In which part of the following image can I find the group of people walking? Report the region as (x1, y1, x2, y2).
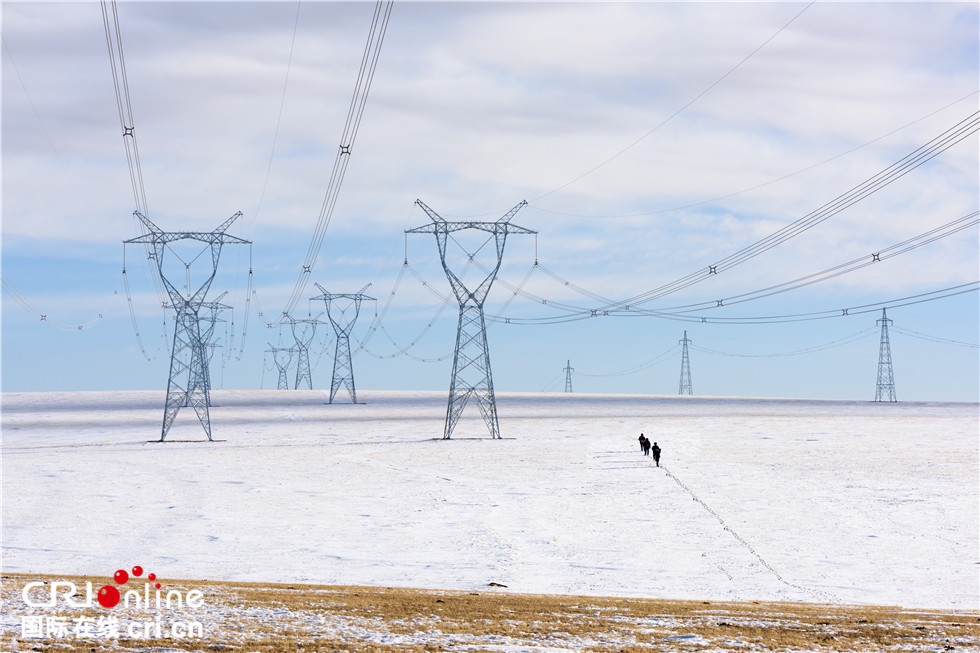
(638, 433, 661, 466)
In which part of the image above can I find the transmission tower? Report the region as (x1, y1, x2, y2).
(284, 315, 320, 390)
(123, 211, 249, 441)
(678, 330, 693, 395)
(874, 308, 897, 402)
(406, 199, 536, 439)
(311, 283, 375, 404)
(267, 344, 295, 390)
(564, 360, 574, 393)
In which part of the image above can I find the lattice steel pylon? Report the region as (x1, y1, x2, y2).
(678, 330, 693, 395)
(406, 199, 536, 439)
(311, 283, 375, 404)
(564, 360, 574, 393)
(267, 344, 294, 390)
(284, 315, 319, 390)
(874, 308, 897, 402)
(124, 211, 249, 441)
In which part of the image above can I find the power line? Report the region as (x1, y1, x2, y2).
(251, 0, 303, 226)
(1, 275, 106, 332)
(576, 345, 681, 378)
(281, 0, 394, 316)
(890, 326, 979, 349)
(654, 211, 980, 315)
(531, 91, 980, 220)
(486, 114, 979, 325)
(607, 111, 979, 311)
(486, 206, 978, 325)
(658, 282, 980, 325)
(691, 327, 879, 359)
(489, 281, 978, 327)
(101, 0, 150, 219)
(532, 1, 816, 202)
(101, 0, 176, 359)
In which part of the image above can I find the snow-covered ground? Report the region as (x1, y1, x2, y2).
(2, 390, 977, 611)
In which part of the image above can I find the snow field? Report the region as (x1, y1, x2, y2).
(1, 390, 977, 610)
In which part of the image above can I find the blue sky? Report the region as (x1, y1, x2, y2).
(2, 1, 978, 401)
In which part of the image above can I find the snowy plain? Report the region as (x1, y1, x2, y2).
(1, 389, 977, 612)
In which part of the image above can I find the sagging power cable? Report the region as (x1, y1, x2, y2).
(281, 0, 393, 316)
(603, 111, 980, 313)
(488, 114, 979, 325)
(532, 1, 815, 202)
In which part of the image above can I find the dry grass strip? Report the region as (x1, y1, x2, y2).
(3, 573, 977, 652)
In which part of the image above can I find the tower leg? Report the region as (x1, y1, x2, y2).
(162, 308, 212, 441)
(295, 346, 312, 390)
(445, 304, 499, 439)
(329, 333, 356, 403)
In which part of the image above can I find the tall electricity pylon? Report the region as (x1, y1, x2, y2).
(312, 283, 375, 404)
(678, 330, 693, 395)
(874, 308, 897, 402)
(406, 199, 536, 439)
(124, 211, 249, 441)
(267, 344, 294, 390)
(284, 315, 319, 390)
(564, 360, 574, 393)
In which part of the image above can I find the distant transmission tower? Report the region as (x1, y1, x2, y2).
(284, 315, 319, 390)
(312, 283, 375, 404)
(124, 211, 249, 441)
(267, 344, 294, 390)
(197, 292, 231, 395)
(678, 330, 693, 395)
(874, 308, 897, 402)
(406, 199, 536, 439)
(564, 360, 574, 393)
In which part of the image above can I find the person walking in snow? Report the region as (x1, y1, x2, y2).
(651, 442, 661, 467)
(638, 434, 649, 455)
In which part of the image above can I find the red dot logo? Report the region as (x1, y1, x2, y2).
(113, 569, 129, 584)
(97, 585, 121, 608)
(131, 565, 143, 577)
(147, 573, 156, 581)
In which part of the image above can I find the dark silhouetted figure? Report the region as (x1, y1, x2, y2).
(638, 434, 649, 455)
(651, 442, 661, 467)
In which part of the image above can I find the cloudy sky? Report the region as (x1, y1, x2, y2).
(2, 1, 978, 401)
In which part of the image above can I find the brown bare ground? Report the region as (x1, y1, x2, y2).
(3, 572, 977, 652)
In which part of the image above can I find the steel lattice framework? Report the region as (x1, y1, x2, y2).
(196, 293, 231, 396)
(564, 360, 574, 393)
(874, 308, 897, 402)
(124, 211, 249, 441)
(312, 283, 375, 404)
(678, 330, 693, 395)
(284, 316, 319, 390)
(267, 344, 295, 390)
(406, 199, 535, 439)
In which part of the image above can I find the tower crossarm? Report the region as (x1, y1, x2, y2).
(406, 221, 535, 235)
(311, 289, 377, 303)
(413, 199, 445, 224)
(124, 212, 250, 246)
(124, 231, 251, 246)
(498, 199, 528, 224)
(407, 200, 534, 235)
